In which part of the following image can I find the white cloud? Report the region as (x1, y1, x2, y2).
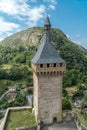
(0, 18, 19, 32)
(43, 0, 57, 11)
(0, 0, 57, 40)
(0, 17, 20, 40)
(0, 0, 46, 40)
(27, 5, 45, 26)
(70, 37, 87, 49)
(66, 34, 70, 39)
(48, 5, 56, 10)
(43, 0, 57, 5)
(0, 0, 57, 26)
(0, 0, 46, 25)
(0, 0, 30, 16)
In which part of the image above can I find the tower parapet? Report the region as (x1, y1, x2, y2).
(32, 62, 66, 76)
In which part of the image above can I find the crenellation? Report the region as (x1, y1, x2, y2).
(33, 70, 65, 76)
(32, 63, 66, 73)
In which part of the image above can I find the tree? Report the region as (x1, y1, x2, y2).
(63, 88, 67, 97)
(0, 112, 4, 119)
(16, 93, 26, 106)
(62, 98, 72, 110)
(73, 90, 84, 99)
(81, 94, 87, 109)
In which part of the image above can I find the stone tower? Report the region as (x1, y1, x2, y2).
(31, 15, 66, 124)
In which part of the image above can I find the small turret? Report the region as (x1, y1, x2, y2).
(44, 15, 51, 32)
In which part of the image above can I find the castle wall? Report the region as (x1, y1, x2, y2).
(33, 72, 39, 121)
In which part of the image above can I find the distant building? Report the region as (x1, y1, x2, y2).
(31, 15, 66, 124)
(66, 86, 77, 96)
(8, 86, 17, 92)
(7, 92, 17, 99)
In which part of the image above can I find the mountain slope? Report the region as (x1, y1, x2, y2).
(0, 27, 87, 88)
(0, 27, 43, 47)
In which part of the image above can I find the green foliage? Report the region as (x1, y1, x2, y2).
(0, 80, 9, 96)
(0, 64, 33, 96)
(62, 88, 67, 97)
(0, 112, 4, 119)
(0, 93, 26, 109)
(15, 93, 26, 106)
(81, 94, 87, 108)
(14, 52, 26, 63)
(0, 96, 8, 109)
(62, 98, 72, 110)
(73, 90, 84, 99)
(25, 89, 33, 95)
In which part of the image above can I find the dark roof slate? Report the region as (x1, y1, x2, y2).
(31, 33, 65, 64)
(32, 15, 65, 64)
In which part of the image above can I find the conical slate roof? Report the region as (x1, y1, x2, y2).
(31, 16, 65, 64)
(45, 15, 51, 25)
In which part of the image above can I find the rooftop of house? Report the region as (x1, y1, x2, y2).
(8, 86, 17, 89)
(7, 92, 17, 98)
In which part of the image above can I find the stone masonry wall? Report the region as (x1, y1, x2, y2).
(33, 72, 39, 121)
(16, 126, 37, 130)
(38, 74, 63, 124)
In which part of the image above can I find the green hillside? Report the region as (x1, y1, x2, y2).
(0, 27, 87, 96)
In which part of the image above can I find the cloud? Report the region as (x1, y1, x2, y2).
(43, 0, 57, 5)
(43, 0, 57, 11)
(0, 0, 46, 25)
(27, 5, 45, 26)
(0, 17, 20, 40)
(48, 5, 56, 10)
(70, 37, 87, 49)
(0, 0, 30, 17)
(0, 0, 46, 40)
(0, 0, 57, 40)
(0, 17, 19, 32)
(0, 0, 57, 25)
(66, 34, 70, 39)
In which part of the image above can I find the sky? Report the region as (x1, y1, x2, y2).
(0, 0, 87, 49)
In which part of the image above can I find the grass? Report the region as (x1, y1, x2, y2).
(77, 112, 87, 127)
(0, 79, 16, 96)
(73, 108, 87, 127)
(5, 109, 36, 130)
(0, 64, 12, 70)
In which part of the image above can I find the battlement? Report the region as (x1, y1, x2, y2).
(31, 63, 66, 75)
